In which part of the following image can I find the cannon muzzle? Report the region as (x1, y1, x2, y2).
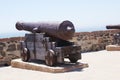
(106, 25, 120, 29)
(16, 20, 75, 40)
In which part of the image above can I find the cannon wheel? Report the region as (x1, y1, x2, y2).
(69, 54, 80, 63)
(21, 48, 30, 62)
(4, 59, 11, 66)
(45, 49, 57, 66)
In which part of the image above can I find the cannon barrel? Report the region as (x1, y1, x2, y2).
(106, 25, 120, 29)
(16, 20, 75, 40)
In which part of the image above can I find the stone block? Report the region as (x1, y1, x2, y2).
(7, 44, 16, 51)
(0, 46, 3, 51)
(0, 42, 6, 47)
(11, 59, 88, 73)
(17, 44, 21, 50)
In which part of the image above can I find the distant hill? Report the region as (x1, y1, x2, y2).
(0, 32, 26, 38)
(0, 26, 106, 38)
(75, 26, 106, 32)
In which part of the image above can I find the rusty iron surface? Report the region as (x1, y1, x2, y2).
(106, 25, 120, 29)
(16, 20, 75, 40)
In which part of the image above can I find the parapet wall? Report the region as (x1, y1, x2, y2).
(0, 30, 120, 55)
(73, 29, 120, 52)
(0, 37, 24, 59)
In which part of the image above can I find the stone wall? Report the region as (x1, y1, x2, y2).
(73, 30, 120, 52)
(0, 37, 24, 61)
(0, 30, 120, 55)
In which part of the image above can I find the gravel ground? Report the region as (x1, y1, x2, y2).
(0, 50, 120, 80)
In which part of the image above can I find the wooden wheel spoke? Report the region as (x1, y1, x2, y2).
(21, 48, 30, 62)
(45, 49, 57, 66)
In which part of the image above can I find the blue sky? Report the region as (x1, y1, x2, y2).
(0, 0, 120, 34)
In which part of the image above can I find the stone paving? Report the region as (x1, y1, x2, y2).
(0, 50, 120, 80)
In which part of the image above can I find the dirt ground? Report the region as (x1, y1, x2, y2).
(0, 50, 120, 80)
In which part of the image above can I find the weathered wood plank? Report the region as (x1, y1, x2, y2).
(106, 45, 120, 51)
(11, 59, 88, 73)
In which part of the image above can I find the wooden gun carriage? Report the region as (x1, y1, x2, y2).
(16, 20, 81, 66)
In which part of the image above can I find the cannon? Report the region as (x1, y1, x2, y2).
(106, 25, 120, 29)
(16, 20, 81, 66)
(16, 20, 75, 40)
(106, 25, 120, 45)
